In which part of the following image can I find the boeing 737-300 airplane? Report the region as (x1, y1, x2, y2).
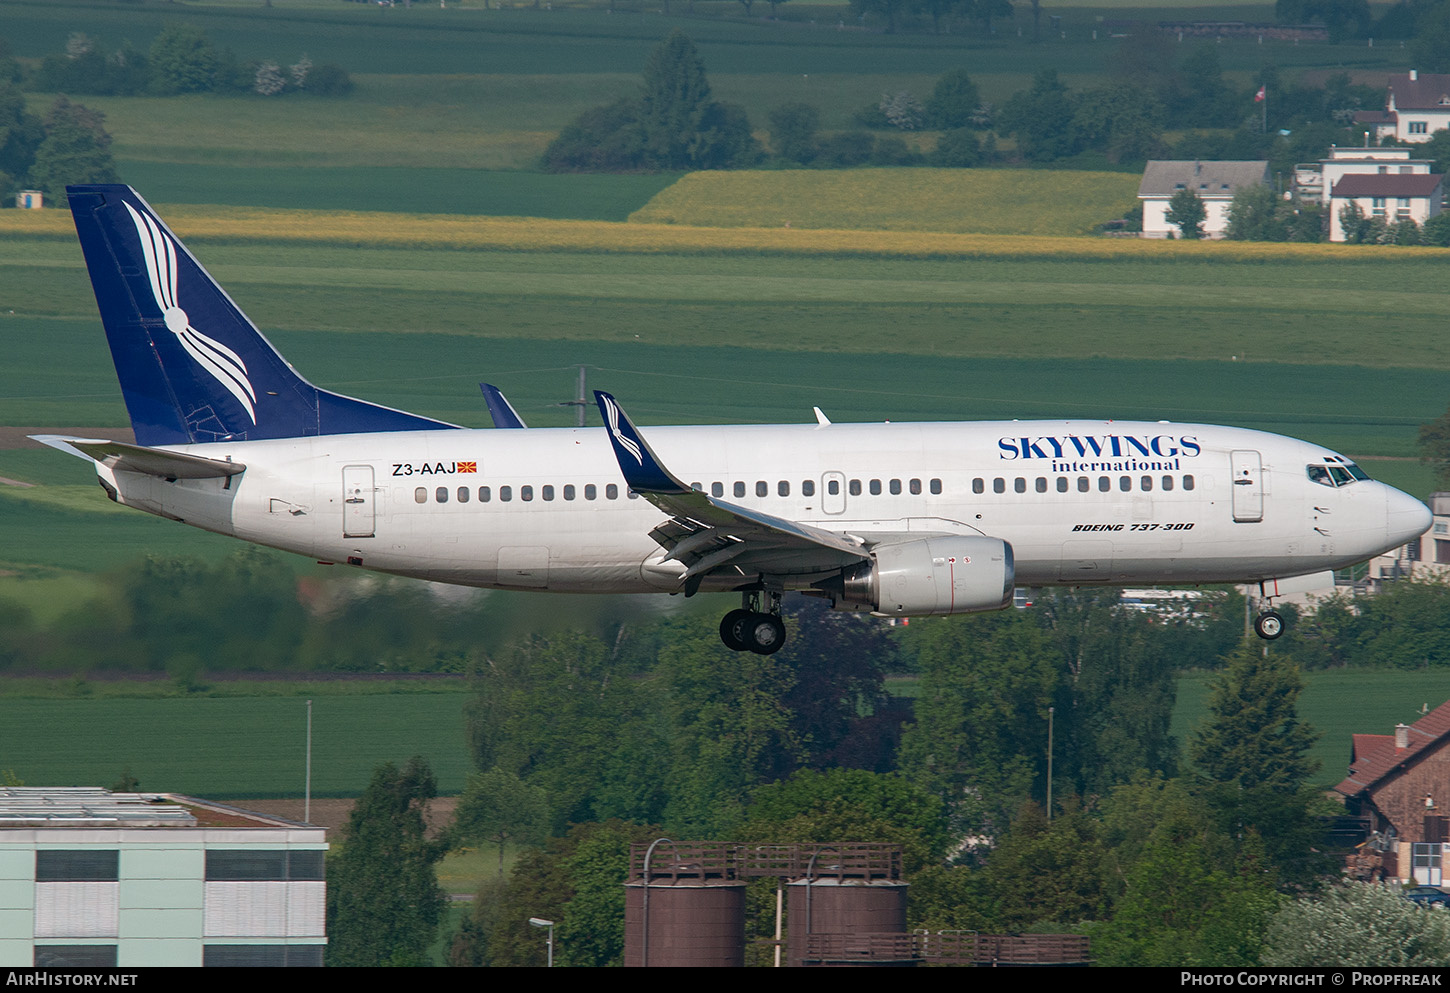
(36, 186, 1432, 655)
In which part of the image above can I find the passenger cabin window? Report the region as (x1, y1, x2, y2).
(1057, 477, 1068, 493)
(1078, 477, 1090, 493)
(802, 480, 815, 497)
(930, 478, 942, 494)
(828, 479, 840, 496)
(1183, 475, 1195, 491)
(585, 484, 597, 500)
(436, 487, 448, 503)
(712, 482, 724, 497)
(415, 487, 427, 504)
(500, 485, 513, 502)
(734, 482, 746, 498)
(1014, 478, 1026, 494)
(480, 486, 491, 502)
(564, 485, 576, 500)
(606, 484, 618, 500)
(1035, 478, 1047, 493)
(910, 479, 921, 495)
(458, 487, 470, 503)
(1162, 476, 1174, 491)
(521, 485, 533, 502)
(757, 481, 768, 497)
(869, 479, 882, 495)
(849, 479, 862, 496)
(973, 478, 985, 494)
(993, 478, 1005, 494)
(778, 481, 790, 497)
(890, 479, 902, 495)
(1141, 476, 1153, 492)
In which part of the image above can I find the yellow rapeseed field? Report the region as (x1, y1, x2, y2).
(1, 198, 1442, 262)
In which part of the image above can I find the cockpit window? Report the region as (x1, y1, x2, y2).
(1307, 461, 1370, 487)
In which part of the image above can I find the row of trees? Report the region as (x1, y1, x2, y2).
(0, 83, 117, 206)
(15, 543, 1450, 678)
(20, 25, 352, 99)
(319, 621, 1353, 966)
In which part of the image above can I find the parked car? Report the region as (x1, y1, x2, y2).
(1402, 886, 1450, 908)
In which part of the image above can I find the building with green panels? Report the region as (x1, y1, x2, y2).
(0, 789, 326, 967)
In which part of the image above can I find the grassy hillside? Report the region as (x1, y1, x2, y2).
(629, 169, 1143, 235)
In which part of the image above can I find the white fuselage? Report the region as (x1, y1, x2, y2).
(95, 419, 1429, 597)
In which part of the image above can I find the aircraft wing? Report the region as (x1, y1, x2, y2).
(594, 392, 869, 587)
(29, 436, 246, 480)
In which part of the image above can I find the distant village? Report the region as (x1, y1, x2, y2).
(1139, 70, 1449, 241)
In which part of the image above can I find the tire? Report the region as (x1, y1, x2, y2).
(1254, 610, 1285, 641)
(720, 609, 752, 652)
(747, 613, 786, 655)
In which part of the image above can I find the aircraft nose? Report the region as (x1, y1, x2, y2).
(1385, 485, 1433, 546)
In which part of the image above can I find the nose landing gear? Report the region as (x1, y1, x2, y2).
(719, 591, 786, 655)
(1254, 610, 1285, 641)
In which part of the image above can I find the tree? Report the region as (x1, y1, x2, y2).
(1189, 644, 1318, 793)
(1226, 183, 1289, 241)
(147, 24, 221, 95)
(0, 81, 43, 201)
(768, 102, 820, 164)
(638, 31, 710, 169)
(25, 98, 117, 205)
(926, 69, 982, 131)
(1165, 188, 1207, 239)
(326, 757, 447, 967)
(1264, 883, 1450, 966)
(452, 766, 552, 879)
(998, 70, 1079, 163)
(543, 32, 756, 173)
(896, 612, 1058, 844)
(1072, 82, 1166, 163)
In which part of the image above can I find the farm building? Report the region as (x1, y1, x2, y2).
(1137, 160, 1269, 239)
(1354, 70, 1450, 144)
(1327, 172, 1446, 242)
(1336, 700, 1450, 884)
(0, 788, 326, 967)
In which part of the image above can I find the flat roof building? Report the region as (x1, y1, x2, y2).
(0, 788, 326, 967)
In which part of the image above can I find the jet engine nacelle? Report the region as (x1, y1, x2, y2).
(825, 536, 1015, 616)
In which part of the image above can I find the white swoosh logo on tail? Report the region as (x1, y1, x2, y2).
(124, 202, 257, 424)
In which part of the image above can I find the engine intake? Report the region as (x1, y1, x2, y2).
(820, 536, 1014, 616)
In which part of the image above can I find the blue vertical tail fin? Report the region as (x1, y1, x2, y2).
(67, 185, 456, 445)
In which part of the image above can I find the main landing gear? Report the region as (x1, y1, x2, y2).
(720, 591, 786, 655)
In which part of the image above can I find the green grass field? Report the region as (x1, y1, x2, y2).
(1177, 667, 1450, 790)
(0, 688, 475, 799)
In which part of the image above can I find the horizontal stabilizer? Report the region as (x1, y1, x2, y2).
(29, 436, 245, 480)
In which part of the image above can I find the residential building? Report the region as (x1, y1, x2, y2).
(1295, 146, 1432, 204)
(1386, 71, 1450, 144)
(1336, 700, 1450, 884)
(1328, 172, 1445, 241)
(1137, 160, 1269, 239)
(0, 789, 326, 967)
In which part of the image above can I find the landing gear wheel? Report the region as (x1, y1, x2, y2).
(720, 609, 752, 652)
(745, 613, 786, 655)
(1254, 610, 1285, 641)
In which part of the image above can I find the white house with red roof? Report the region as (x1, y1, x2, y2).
(1354, 71, 1450, 143)
(1328, 172, 1445, 241)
